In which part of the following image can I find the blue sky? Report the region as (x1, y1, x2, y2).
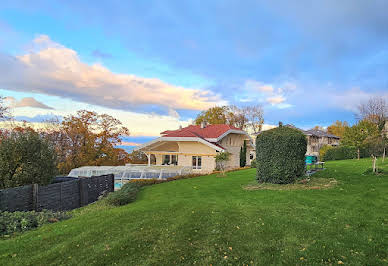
(0, 0, 388, 147)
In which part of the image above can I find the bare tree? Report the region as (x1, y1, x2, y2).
(0, 96, 11, 121)
(243, 105, 264, 134)
(357, 96, 387, 129)
(225, 105, 248, 129)
(357, 96, 388, 162)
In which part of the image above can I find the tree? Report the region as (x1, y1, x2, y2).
(357, 96, 387, 129)
(327, 121, 349, 138)
(256, 125, 307, 184)
(239, 141, 247, 167)
(0, 130, 57, 189)
(128, 150, 149, 164)
(194, 105, 264, 134)
(215, 152, 231, 176)
(312, 125, 326, 131)
(243, 105, 264, 134)
(0, 96, 11, 121)
(194, 106, 228, 125)
(342, 120, 379, 160)
(47, 110, 130, 174)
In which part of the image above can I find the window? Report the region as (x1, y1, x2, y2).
(192, 156, 202, 169)
(163, 155, 170, 165)
(163, 154, 178, 165)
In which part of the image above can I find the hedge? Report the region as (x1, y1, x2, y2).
(104, 183, 141, 206)
(322, 146, 357, 161)
(0, 210, 71, 237)
(256, 126, 307, 184)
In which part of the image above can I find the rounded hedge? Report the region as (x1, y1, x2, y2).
(256, 126, 307, 184)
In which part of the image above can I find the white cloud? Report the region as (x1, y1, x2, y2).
(243, 80, 293, 108)
(331, 87, 388, 112)
(266, 96, 285, 105)
(6, 96, 54, 109)
(0, 35, 225, 114)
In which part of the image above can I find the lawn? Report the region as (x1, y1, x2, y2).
(1, 158, 388, 265)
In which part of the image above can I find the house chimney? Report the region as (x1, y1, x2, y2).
(179, 125, 182, 130)
(200, 120, 208, 128)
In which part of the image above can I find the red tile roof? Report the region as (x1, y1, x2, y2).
(161, 124, 243, 139)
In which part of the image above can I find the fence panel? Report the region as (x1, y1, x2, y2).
(0, 185, 33, 211)
(0, 174, 113, 212)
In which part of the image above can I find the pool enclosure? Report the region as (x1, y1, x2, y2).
(68, 164, 193, 188)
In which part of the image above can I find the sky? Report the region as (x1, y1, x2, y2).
(0, 1, 388, 150)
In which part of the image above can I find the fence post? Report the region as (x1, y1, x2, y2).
(32, 184, 38, 211)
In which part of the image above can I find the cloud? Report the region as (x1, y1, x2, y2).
(5, 96, 54, 109)
(331, 88, 388, 112)
(0, 35, 225, 115)
(266, 96, 285, 105)
(91, 49, 113, 59)
(243, 80, 292, 107)
(244, 80, 274, 93)
(120, 141, 141, 147)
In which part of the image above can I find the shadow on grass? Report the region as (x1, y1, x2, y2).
(243, 178, 338, 191)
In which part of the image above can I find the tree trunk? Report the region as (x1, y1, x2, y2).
(357, 148, 360, 160)
(372, 155, 377, 173)
(383, 147, 386, 162)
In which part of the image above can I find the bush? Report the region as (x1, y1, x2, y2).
(105, 183, 141, 206)
(323, 146, 357, 161)
(250, 160, 257, 168)
(256, 126, 307, 184)
(0, 210, 71, 237)
(319, 145, 333, 160)
(0, 130, 57, 189)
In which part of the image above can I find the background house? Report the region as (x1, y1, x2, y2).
(135, 123, 255, 173)
(285, 125, 340, 157)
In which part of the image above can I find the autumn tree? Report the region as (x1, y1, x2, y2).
(194, 105, 264, 133)
(194, 106, 228, 125)
(48, 110, 130, 174)
(327, 121, 349, 138)
(342, 120, 379, 160)
(312, 125, 326, 131)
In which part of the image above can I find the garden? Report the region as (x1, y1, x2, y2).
(0, 156, 387, 265)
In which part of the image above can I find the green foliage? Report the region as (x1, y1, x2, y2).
(0, 130, 57, 189)
(194, 106, 229, 125)
(104, 183, 142, 206)
(323, 146, 357, 161)
(239, 141, 247, 167)
(0, 210, 70, 237)
(250, 159, 257, 168)
(1, 159, 388, 265)
(319, 144, 334, 160)
(342, 120, 379, 148)
(256, 126, 307, 184)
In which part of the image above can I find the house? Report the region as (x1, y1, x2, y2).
(285, 125, 340, 157)
(134, 123, 255, 173)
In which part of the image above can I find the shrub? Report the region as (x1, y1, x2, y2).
(105, 183, 141, 206)
(0, 130, 57, 189)
(323, 146, 357, 161)
(319, 145, 333, 160)
(250, 160, 257, 168)
(0, 210, 71, 237)
(256, 126, 307, 184)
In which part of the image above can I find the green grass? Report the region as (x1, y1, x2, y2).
(1, 158, 388, 265)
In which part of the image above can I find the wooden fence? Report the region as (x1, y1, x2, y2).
(0, 174, 114, 212)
